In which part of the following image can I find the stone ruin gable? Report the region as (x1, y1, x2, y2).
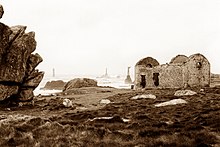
(170, 54, 188, 64)
(134, 57, 159, 89)
(183, 53, 210, 87)
(0, 4, 44, 103)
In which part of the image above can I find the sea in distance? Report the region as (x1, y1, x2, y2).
(34, 74, 133, 96)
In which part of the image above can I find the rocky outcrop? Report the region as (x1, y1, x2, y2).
(44, 80, 66, 90)
(0, 4, 44, 103)
(63, 78, 97, 91)
(0, 4, 3, 19)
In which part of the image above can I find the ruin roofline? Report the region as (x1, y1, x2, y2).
(136, 53, 209, 67)
(135, 56, 160, 67)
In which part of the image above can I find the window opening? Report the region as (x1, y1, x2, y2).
(146, 64, 152, 68)
(196, 62, 202, 69)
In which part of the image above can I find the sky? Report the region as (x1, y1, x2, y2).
(1, 0, 220, 77)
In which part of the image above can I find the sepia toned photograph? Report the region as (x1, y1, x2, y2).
(0, 0, 220, 146)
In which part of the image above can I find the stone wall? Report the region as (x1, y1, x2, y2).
(153, 64, 184, 88)
(210, 73, 220, 87)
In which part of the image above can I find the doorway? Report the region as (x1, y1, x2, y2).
(153, 73, 159, 86)
(140, 75, 146, 88)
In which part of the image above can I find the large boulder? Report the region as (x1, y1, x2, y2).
(63, 78, 97, 91)
(44, 80, 66, 90)
(0, 4, 44, 104)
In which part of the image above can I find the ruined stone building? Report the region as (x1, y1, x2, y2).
(134, 53, 210, 89)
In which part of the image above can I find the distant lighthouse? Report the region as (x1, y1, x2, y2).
(104, 68, 108, 77)
(53, 68, 55, 77)
(100, 68, 109, 78)
(124, 67, 132, 84)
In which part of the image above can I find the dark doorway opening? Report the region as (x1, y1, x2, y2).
(153, 73, 159, 86)
(140, 75, 146, 88)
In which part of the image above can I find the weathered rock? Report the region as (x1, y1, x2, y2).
(63, 78, 97, 91)
(9, 25, 27, 44)
(44, 80, 66, 90)
(155, 98, 187, 107)
(100, 99, 111, 104)
(0, 85, 19, 101)
(22, 70, 44, 87)
(0, 23, 12, 62)
(0, 4, 3, 19)
(0, 31, 36, 83)
(63, 98, 73, 107)
(26, 54, 43, 76)
(17, 70, 44, 102)
(0, 4, 44, 103)
(131, 94, 156, 100)
(17, 88, 34, 102)
(174, 90, 197, 96)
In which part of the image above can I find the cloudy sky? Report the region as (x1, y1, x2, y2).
(1, 0, 220, 77)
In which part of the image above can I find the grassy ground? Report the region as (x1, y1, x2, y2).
(0, 87, 219, 146)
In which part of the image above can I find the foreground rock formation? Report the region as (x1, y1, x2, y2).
(0, 4, 44, 103)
